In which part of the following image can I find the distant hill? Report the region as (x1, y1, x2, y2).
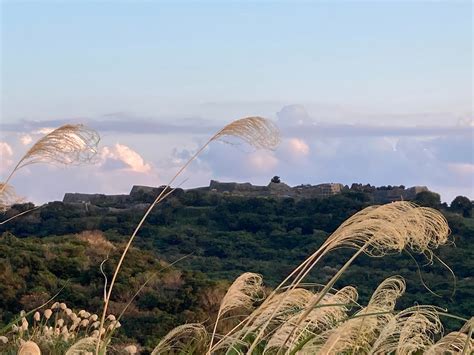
(62, 179, 430, 206)
(0, 181, 472, 351)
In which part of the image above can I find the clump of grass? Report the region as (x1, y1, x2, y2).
(264, 285, 358, 352)
(156, 202, 470, 354)
(425, 318, 473, 355)
(151, 323, 208, 355)
(0, 302, 120, 355)
(240, 201, 451, 353)
(76, 230, 116, 255)
(161, 276, 471, 354)
(209, 273, 265, 351)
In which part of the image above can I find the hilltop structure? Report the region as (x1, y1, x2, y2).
(63, 180, 428, 205)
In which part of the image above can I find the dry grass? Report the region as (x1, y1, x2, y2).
(0, 124, 99, 214)
(0, 183, 22, 212)
(150, 323, 208, 355)
(213, 116, 280, 149)
(209, 273, 265, 352)
(65, 337, 99, 355)
(237, 202, 451, 353)
(18, 340, 41, 355)
(4, 118, 470, 354)
(425, 318, 474, 355)
(0, 302, 119, 354)
(95, 116, 280, 354)
(154, 202, 470, 355)
(161, 275, 470, 355)
(14, 124, 100, 169)
(76, 230, 116, 256)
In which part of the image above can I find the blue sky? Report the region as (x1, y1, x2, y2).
(1, 1, 473, 203)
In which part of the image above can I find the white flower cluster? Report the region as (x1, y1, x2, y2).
(1, 301, 121, 353)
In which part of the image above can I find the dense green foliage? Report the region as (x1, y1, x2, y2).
(1, 190, 473, 351)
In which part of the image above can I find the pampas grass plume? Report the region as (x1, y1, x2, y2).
(18, 341, 41, 355)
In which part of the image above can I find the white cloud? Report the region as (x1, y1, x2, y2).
(0, 142, 14, 173)
(20, 134, 33, 145)
(449, 163, 474, 176)
(246, 150, 279, 173)
(33, 127, 55, 135)
(100, 143, 152, 173)
(277, 105, 314, 126)
(287, 138, 310, 156)
(1, 105, 472, 203)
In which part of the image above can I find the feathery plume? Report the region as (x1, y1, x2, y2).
(368, 306, 443, 355)
(18, 341, 41, 355)
(268, 286, 358, 352)
(217, 273, 264, 316)
(212, 116, 280, 150)
(0, 183, 21, 212)
(0, 124, 99, 199)
(426, 332, 473, 354)
(15, 124, 99, 169)
(208, 273, 264, 352)
(151, 323, 208, 355)
(242, 202, 450, 353)
(65, 337, 100, 355)
(309, 278, 405, 354)
(251, 288, 314, 329)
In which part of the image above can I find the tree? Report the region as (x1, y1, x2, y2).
(450, 195, 473, 217)
(413, 191, 441, 208)
(271, 176, 281, 184)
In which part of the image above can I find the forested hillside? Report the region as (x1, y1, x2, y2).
(1, 189, 473, 351)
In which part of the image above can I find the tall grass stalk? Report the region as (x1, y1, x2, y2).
(206, 202, 453, 354)
(95, 117, 280, 354)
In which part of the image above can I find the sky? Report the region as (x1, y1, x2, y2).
(0, 1, 473, 204)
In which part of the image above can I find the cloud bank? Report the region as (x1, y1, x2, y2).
(1, 105, 472, 204)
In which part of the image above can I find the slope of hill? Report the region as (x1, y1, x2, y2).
(0, 184, 473, 351)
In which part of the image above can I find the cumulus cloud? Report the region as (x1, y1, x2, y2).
(276, 105, 314, 126)
(20, 134, 33, 145)
(100, 143, 152, 173)
(287, 138, 310, 155)
(246, 150, 279, 173)
(191, 106, 473, 202)
(1, 105, 472, 203)
(0, 142, 14, 173)
(449, 163, 474, 175)
(5, 142, 159, 203)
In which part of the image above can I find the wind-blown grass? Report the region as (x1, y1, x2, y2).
(3, 119, 470, 354)
(0, 302, 117, 355)
(239, 201, 450, 353)
(0, 183, 21, 213)
(151, 323, 208, 355)
(209, 273, 265, 352)
(156, 202, 470, 354)
(0, 124, 100, 212)
(95, 117, 280, 354)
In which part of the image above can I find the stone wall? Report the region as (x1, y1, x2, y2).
(63, 193, 129, 205)
(63, 181, 429, 205)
